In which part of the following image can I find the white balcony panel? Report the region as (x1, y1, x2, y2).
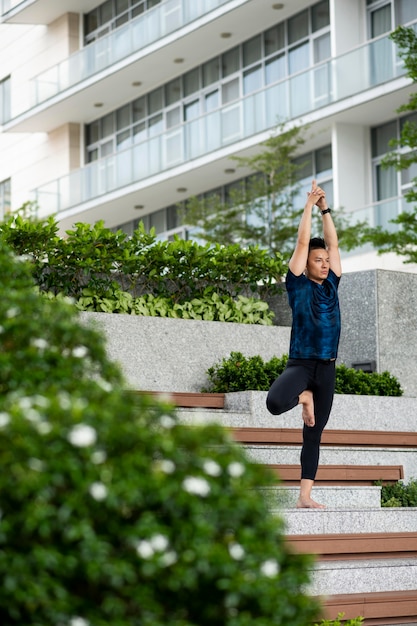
(3, 0, 312, 132)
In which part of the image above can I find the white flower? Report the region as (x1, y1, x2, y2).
(28, 458, 45, 472)
(57, 392, 72, 410)
(95, 378, 112, 393)
(160, 550, 177, 567)
(72, 346, 88, 358)
(36, 421, 52, 435)
(158, 459, 175, 474)
(182, 476, 211, 497)
(203, 459, 222, 477)
(68, 424, 97, 447)
(6, 307, 19, 318)
(150, 534, 169, 552)
(228, 543, 245, 560)
(260, 559, 280, 578)
(0, 412, 10, 428)
(227, 462, 245, 478)
(69, 618, 90, 626)
(136, 540, 154, 559)
(91, 450, 107, 464)
(31, 338, 48, 350)
(25, 408, 42, 423)
(89, 482, 108, 501)
(160, 414, 176, 429)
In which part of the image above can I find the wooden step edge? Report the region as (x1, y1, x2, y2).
(129, 390, 225, 408)
(319, 589, 417, 624)
(265, 464, 404, 485)
(287, 531, 417, 560)
(231, 427, 417, 448)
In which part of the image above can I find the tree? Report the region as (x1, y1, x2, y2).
(360, 26, 417, 263)
(181, 123, 364, 259)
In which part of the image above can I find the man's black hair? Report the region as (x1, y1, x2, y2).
(309, 237, 326, 251)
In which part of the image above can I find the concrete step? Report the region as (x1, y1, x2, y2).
(306, 557, 417, 597)
(260, 485, 382, 509)
(244, 445, 417, 482)
(280, 506, 417, 535)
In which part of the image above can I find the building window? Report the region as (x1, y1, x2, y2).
(0, 76, 11, 124)
(371, 113, 417, 201)
(0, 178, 11, 218)
(85, 0, 330, 163)
(84, 0, 162, 45)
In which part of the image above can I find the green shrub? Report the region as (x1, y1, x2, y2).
(0, 214, 285, 303)
(380, 478, 417, 507)
(76, 288, 275, 324)
(204, 352, 403, 396)
(0, 244, 319, 625)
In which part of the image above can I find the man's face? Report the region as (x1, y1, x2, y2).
(306, 248, 330, 284)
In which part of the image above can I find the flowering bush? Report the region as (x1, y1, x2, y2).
(0, 244, 319, 625)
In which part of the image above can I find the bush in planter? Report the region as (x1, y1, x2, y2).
(204, 352, 403, 396)
(0, 245, 319, 626)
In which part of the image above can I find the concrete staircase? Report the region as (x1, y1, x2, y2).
(174, 391, 417, 625)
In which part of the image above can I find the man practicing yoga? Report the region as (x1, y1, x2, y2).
(266, 179, 342, 509)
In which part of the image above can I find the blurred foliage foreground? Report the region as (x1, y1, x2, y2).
(0, 242, 320, 625)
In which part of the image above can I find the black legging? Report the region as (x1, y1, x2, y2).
(266, 358, 336, 480)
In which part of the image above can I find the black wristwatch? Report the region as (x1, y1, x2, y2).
(321, 208, 331, 215)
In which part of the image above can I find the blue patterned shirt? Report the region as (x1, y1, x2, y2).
(286, 268, 341, 360)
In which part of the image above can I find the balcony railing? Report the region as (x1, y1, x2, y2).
(20, 0, 234, 110)
(32, 25, 415, 215)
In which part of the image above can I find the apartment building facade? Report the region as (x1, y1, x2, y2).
(0, 0, 416, 272)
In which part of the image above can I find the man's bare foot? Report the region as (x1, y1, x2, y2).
(299, 390, 315, 427)
(296, 497, 326, 509)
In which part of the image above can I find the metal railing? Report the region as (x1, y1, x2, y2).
(31, 23, 416, 214)
(24, 0, 235, 109)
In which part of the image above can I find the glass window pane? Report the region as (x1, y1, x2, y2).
(100, 0, 113, 24)
(243, 65, 262, 95)
(184, 68, 200, 97)
(148, 113, 163, 135)
(133, 96, 146, 122)
(101, 139, 114, 157)
(101, 113, 114, 137)
(87, 120, 100, 144)
(371, 121, 397, 157)
(265, 54, 286, 84)
(289, 41, 310, 74)
(222, 77, 240, 104)
(116, 0, 129, 13)
(243, 35, 262, 67)
(117, 104, 131, 130)
(150, 208, 165, 233)
(314, 32, 330, 63)
(84, 10, 99, 35)
(165, 78, 181, 105)
(203, 58, 220, 87)
(401, 153, 417, 186)
(293, 153, 313, 180)
(370, 5, 391, 38)
(396, 0, 417, 25)
(376, 164, 397, 200)
(133, 121, 146, 142)
(312, 0, 330, 32)
(167, 205, 178, 229)
(117, 129, 131, 150)
(288, 9, 309, 45)
(148, 87, 163, 114)
(205, 90, 219, 112)
(316, 145, 332, 175)
(222, 47, 240, 77)
(264, 23, 285, 56)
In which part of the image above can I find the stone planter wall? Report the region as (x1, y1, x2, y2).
(81, 268, 417, 396)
